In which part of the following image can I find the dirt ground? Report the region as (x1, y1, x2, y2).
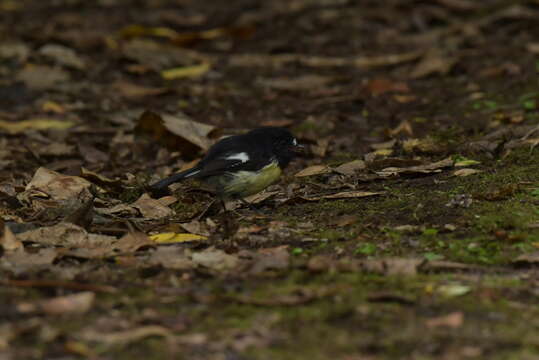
(1, 0, 539, 359)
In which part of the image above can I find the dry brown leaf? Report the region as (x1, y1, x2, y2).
(39, 44, 86, 70)
(191, 248, 239, 271)
(311, 138, 329, 157)
(22, 167, 92, 202)
(295, 165, 331, 177)
(228, 51, 422, 69)
(248, 246, 290, 274)
(16, 64, 70, 90)
(370, 139, 397, 150)
(333, 160, 366, 175)
(78, 325, 172, 346)
(389, 120, 414, 137)
(376, 157, 454, 177)
(18, 292, 95, 315)
(245, 190, 280, 204)
(410, 50, 458, 79)
(364, 77, 409, 97)
(513, 251, 539, 265)
(0, 224, 23, 252)
(425, 312, 464, 329)
(527, 42, 539, 54)
(136, 110, 218, 153)
(148, 246, 194, 270)
(113, 231, 154, 253)
(122, 39, 207, 72)
(132, 193, 173, 219)
(362, 258, 422, 276)
(313, 191, 383, 200)
(112, 81, 170, 99)
(257, 75, 333, 91)
(0, 248, 58, 271)
(17, 223, 115, 248)
(231, 286, 345, 306)
(453, 168, 482, 177)
(37, 143, 76, 156)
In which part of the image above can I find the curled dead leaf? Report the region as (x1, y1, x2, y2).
(453, 168, 482, 177)
(295, 165, 331, 177)
(0, 118, 76, 134)
(136, 110, 218, 154)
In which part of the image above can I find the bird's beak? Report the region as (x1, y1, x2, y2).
(290, 144, 306, 154)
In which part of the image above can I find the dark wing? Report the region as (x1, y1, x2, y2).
(194, 133, 273, 178)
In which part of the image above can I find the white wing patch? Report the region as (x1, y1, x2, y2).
(225, 152, 249, 163)
(184, 169, 200, 178)
(292, 138, 298, 146)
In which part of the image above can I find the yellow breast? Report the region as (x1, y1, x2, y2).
(223, 161, 282, 198)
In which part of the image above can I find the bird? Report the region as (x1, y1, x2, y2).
(149, 127, 303, 206)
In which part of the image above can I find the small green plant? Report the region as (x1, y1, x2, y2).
(355, 243, 376, 256)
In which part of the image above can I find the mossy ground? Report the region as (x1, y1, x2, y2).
(2, 1, 539, 359)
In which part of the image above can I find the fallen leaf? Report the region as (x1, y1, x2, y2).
(454, 158, 480, 167)
(370, 139, 396, 150)
(402, 137, 446, 154)
(388, 120, 414, 137)
(228, 51, 422, 69)
(113, 231, 154, 253)
(410, 50, 458, 79)
(230, 286, 344, 306)
(311, 138, 329, 157)
(16, 64, 70, 90)
(257, 75, 333, 91)
(39, 44, 86, 70)
(112, 81, 170, 99)
(122, 39, 207, 72)
(132, 193, 173, 219)
(295, 165, 331, 177)
(527, 42, 539, 54)
(136, 110, 218, 153)
(0, 223, 22, 252)
(1, 248, 58, 270)
(244, 190, 279, 204)
(363, 258, 422, 276)
(149, 232, 207, 244)
(0, 42, 30, 62)
(247, 246, 290, 274)
(191, 248, 239, 271)
(17, 223, 115, 248)
(37, 142, 76, 156)
(437, 283, 471, 297)
(318, 191, 383, 200)
(333, 160, 366, 175)
(0, 118, 76, 134)
(364, 77, 409, 97)
(148, 246, 194, 270)
(78, 325, 172, 346)
(18, 292, 95, 315)
(376, 157, 454, 177)
(20, 167, 92, 203)
(513, 251, 539, 265)
(161, 62, 210, 80)
(453, 168, 482, 177)
(425, 312, 464, 329)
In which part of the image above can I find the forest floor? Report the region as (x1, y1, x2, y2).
(1, 0, 539, 359)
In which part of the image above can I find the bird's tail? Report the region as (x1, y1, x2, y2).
(150, 167, 201, 193)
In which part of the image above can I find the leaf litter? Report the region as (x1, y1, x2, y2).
(2, 1, 539, 359)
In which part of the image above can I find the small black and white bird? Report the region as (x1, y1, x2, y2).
(150, 127, 302, 201)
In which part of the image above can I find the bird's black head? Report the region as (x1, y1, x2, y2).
(248, 127, 302, 168)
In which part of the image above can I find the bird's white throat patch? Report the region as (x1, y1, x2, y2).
(225, 152, 249, 163)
